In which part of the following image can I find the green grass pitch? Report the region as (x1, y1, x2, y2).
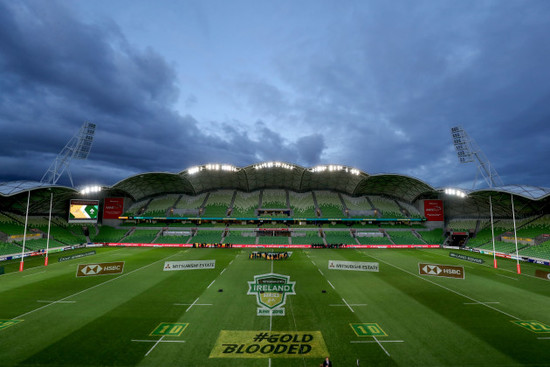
(1, 247, 550, 366)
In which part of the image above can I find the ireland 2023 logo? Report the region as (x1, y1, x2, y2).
(247, 273, 296, 316)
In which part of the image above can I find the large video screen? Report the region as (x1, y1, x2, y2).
(69, 199, 99, 223)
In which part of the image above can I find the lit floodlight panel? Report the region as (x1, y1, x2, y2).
(254, 162, 295, 170)
(310, 165, 360, 175)
(69, 199, 99, 223)
(187, 164, 238, 175)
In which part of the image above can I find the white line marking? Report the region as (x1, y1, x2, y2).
(37, 300, 76, 304)
(186, 297, 199, 312)
(220, 268, 226, 275)
(537, 337, 550, 340)
(351, 340, 404, 343)
(268, 357, 271, 367)
(415, 248, 546, 282)
(207, 279, 216, 288)
(373, 336, 391, 356)
(327, 280, 336, 290)
(132, 339, 186, 343)
(497, 274, 519, 281)
(329, 304, 367, 307)
(366, 253, 522, 320)
(310, 260, 315, 265)
(23, 271, 46, 277)
(173, 303, 212, 306)
(145, 335, 165, 356)
(229, 260, 233, 265)
(318, 268, 324, 276)
(0, 248, 130, 278)
(269, 313, 272, 331)
(464, 302, 500, 305)
(342, 298, 355, 313)
(14, 251, 182, 320)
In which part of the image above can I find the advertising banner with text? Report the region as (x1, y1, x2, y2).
(103, 197, 125, 220)
(424, 200, 444, 221)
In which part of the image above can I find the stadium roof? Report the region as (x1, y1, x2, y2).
(0, 180, 68, 196)
(0, 163, 548, 217)
(109, 163, 435, 203)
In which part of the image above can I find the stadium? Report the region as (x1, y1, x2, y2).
(1, 160, 550, 366)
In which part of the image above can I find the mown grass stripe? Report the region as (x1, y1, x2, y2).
(14, 251, 182, 320)
(366, 252, 522, 320)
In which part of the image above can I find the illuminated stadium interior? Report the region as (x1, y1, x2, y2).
(0, 162, 549, 259)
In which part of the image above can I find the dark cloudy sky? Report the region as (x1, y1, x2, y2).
(1, 0, 549, 190)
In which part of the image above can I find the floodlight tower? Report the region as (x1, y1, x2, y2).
(450, 126, 503, 189)
(450, 126, 521, 272)
(41, 122, 96, 187)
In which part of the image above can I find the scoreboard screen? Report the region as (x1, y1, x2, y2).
(69, 199, 99, 223)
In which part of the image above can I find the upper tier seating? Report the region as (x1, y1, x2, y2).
(289, 191, 317, 217)
(315, 191, 345, 218)
(231, 191, 259, 217)
(369, 196, 404, 218)
(203, 190, 233, 217)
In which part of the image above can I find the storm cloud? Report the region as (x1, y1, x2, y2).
(1, 0, 549, 189)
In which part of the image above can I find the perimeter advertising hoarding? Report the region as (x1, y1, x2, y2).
(69, 199, 99, 223)
(103, 197, 124, 220)
(104, 243, 440, 249)
(424, 200, 444, 221)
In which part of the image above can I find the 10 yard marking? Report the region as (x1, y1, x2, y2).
(150, 322, 189, 337)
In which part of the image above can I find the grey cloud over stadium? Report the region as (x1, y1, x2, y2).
(0, 0, 549, 189)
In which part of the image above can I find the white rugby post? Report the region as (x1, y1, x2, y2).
(44, 191, 53, 266)
(510, 194, 521, 274)
(19, 190, 31, 272)
(489, 195, 497, 268)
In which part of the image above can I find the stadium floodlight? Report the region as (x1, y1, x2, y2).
(187, 164, 238, 175)
(80, 185, 102, 195)
(254, 162, 295, 170)
(41, 122, 96, 187)
(450, 126, 503, 189)
(310, 165, 361, 175)
(444, 188, 467, 198)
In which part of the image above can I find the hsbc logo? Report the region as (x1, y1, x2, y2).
(77, 261, 124, 277)
(419, 263, 464, 279)
(80, 264, 103, 275)
(422, 264, 442, 275)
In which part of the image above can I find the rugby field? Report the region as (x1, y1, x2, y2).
(1, 247, 550, 366)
